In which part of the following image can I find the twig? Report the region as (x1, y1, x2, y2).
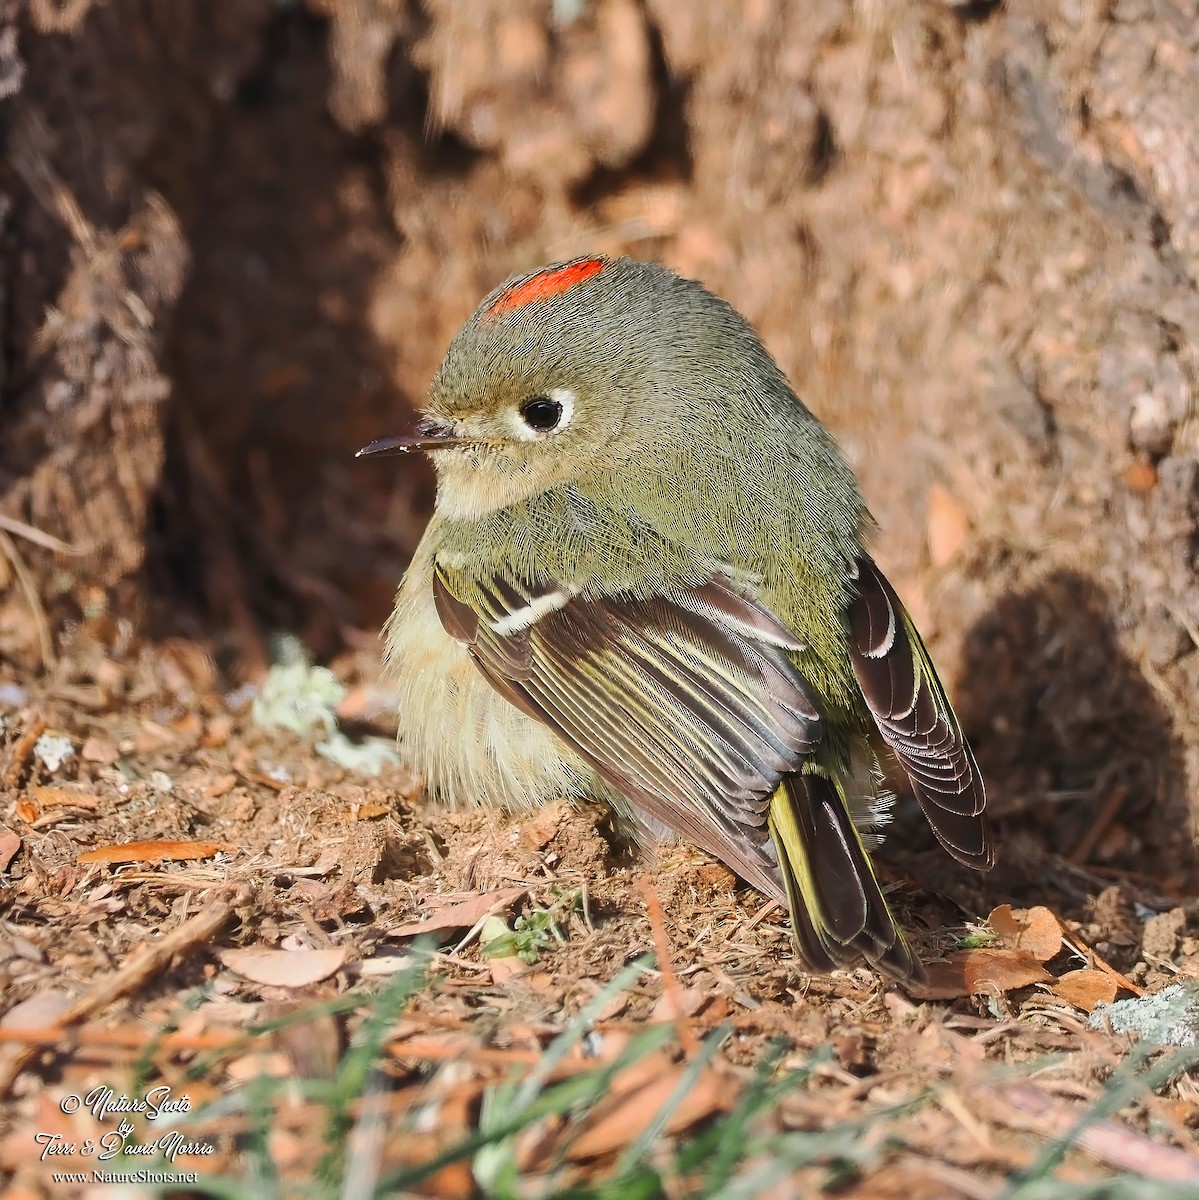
(0, 900, 234, 1094)
(638, 877, 699, 1056)
(1, 715, 47, 788)
(1068, 786, 1127, 864)
(976, 1081, 1199, 1184)
(0, 514, 76, 554)
(747, 898, 783, 929)
(0, 530, 54, 668)
(1047, 910, 1144, 997)
(0, 1026, 241, 1050)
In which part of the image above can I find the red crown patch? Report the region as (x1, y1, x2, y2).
(487, 257, 607, 317)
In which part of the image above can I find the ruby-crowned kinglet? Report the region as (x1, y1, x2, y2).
(360, 255, 992, 980)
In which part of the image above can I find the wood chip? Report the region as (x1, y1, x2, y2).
(0, 991, 73, 1031)
(78, 839, 230, 865)
(352, 802, 390, 820)
(201, 772, 238, 801)
(29, 785, 102, 810)
(1, 717, 46, 787)
(1122, 460, 1158, 493)
(650, 986, 706, 1022)
(975, 1082, 1199, 1183)
(488, 954, 530, 986)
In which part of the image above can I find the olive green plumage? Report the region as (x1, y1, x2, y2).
(375, 255, 992, 980)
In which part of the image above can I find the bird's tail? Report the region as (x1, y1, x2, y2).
(768, 769, 922, 980)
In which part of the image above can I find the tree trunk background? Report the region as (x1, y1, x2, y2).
(2, 0, 1196, 878)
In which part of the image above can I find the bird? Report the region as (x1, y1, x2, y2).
(359, 254, 992, 980)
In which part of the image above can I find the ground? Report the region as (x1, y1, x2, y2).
(2, 1, 1199, 1196)
(0, 610, 1197, 1195)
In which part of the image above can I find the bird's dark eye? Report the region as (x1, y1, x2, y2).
(519, 395, 564, 432)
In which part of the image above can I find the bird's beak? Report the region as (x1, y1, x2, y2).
(355, 417, 468, 458)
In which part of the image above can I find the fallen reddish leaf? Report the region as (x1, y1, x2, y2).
(909, 948, 1054, 1000)
(566, 1064, 726, 1160)
(77, 839, 230, 865)
(989, 904, 1063, 962)
(389, 887, 528, 939)
(1051, 917, 1145, 997)
(1049, 967, 1120, 1011)
(219, 946, 347, 987)
(0, 827, 19, 871)
(15, 800, 37, 824)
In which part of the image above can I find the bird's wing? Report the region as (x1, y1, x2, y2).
(770, 770, 922, 979)
(431, 566, 822, 901)
(847, 555, 993, 869)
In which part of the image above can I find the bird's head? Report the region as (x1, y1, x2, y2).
(358, 255, 765, 520)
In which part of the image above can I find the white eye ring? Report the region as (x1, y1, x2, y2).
(511, 387, 576, 440)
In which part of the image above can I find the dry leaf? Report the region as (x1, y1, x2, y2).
(78, 839, 229, 865)
(989, 904, 1063, 961)
(15, 800, 37, 823)
(352, 802, 390, 820)
(489, 955, 529, 986)
(1, 989, 73, 1030)
(651, 986, 705, 1022)
(1050, 968, 1119, 1011)
(80, 736, 119, 764)
(910, 948, 1055, 1000)
(389, 887, 528, 938)
(29, 785, 101, 809)
(219, 946, 347, 987)
(1054, 920, 1145, 997)
(567, 1065, 725, 1160)
(927, 483, 970, 567)
(0, 827, 19, 871)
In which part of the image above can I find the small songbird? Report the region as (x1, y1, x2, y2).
(361, 255, 992, 980)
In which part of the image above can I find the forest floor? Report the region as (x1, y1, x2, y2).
(5, 3, 1199, 1195)
(1, 619, 1198, 1198)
